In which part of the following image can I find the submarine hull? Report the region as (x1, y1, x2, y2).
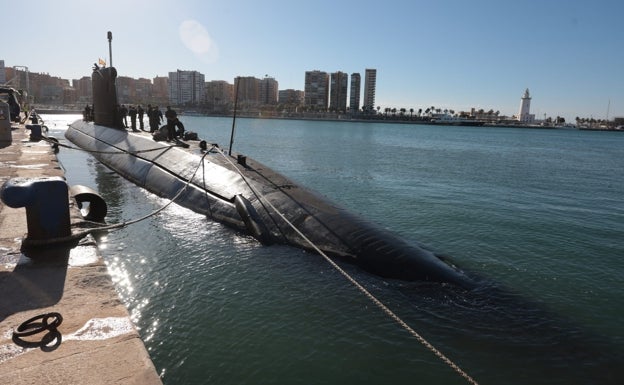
(65, 120, 475, 289)
(65, 65, 475, 289)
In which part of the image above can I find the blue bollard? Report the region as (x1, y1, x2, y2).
(0, 177, 71, 242)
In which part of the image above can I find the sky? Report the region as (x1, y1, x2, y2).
(4, 0, 623, 122)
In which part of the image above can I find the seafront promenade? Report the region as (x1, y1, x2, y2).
(0, 123, 161, 384)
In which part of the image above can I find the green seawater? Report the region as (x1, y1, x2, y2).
(50, 114, 623, 385)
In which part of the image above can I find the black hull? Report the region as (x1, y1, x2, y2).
(65, 121, 475, 289)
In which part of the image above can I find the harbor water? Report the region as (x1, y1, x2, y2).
(46, 114, 623, 384)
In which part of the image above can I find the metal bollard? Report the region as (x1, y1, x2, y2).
(0, 177, 71, 242)
(26, 124, 43, 141)
(69, 184, 108, 222)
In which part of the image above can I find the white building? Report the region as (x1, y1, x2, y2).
(168, 70, 205, 105)
(518, 88, 535, 123)
(363, 68, 376, 112)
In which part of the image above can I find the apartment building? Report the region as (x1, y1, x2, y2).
(329, 71, 348, 112)
(168, 70, 205, 105)
(363, 68, 376, 112)
(349, 72, 361, 112)
(304, 70, 329, 110)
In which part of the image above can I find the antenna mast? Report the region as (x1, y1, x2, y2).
(107, 31, 113, 67)
(228, 77, 240, 156)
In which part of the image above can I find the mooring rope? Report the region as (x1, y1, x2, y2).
(38, 131, 478, 383)
(23, 147, 212, 247)
(215, 147, 479, 385)
(42, 136, 177, 155)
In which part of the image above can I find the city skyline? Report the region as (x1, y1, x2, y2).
(1, 60, 613, 124)
(4, 0, 624, 122)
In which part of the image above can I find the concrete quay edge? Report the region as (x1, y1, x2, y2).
(0, 123, 162, 384)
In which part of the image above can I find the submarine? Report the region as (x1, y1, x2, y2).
(65, 66, 476, 289)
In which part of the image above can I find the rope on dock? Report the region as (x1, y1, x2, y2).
(214, 148, 480, 385)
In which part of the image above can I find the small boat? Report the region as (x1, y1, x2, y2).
(430, 113, 485, 126)
(181, 110, 202, 116)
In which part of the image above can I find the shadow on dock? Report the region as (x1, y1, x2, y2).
(0, 247, 70, 323)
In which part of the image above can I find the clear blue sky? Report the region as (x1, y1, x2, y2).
(5, 0, 623, 122)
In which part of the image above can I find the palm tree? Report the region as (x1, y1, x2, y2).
(409, 108, 414, 117)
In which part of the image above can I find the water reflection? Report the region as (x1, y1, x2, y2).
(51, 115, 624, 385)
(92, 161, 126, 221)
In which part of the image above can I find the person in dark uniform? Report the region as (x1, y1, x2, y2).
(174, 118, 185, 139)
(148, 105, 161, 133)
(116, 104, 125, 129)
(137, 105, 145, 131)
(147, 105, 154, 132)
(120, 104, 128, 127)
(165, 106, 177, 141)
(83, 104, 92, 122)
(149, 105, 163, 133)
(128, 105, 138, 131)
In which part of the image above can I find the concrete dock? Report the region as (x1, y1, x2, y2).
(0, 123, 162, 384)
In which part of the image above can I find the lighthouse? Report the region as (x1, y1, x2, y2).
(518, 88, 533, 122)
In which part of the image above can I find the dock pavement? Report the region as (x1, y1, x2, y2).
(0, 122, 162, 384)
